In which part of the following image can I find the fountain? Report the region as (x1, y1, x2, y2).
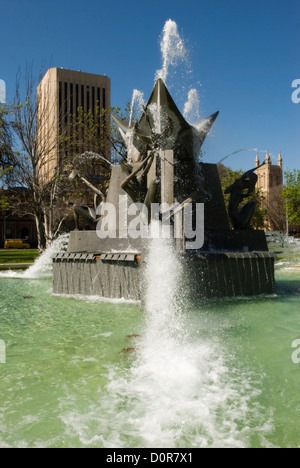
(1, 20, 298, 450)
(52, 78, 275, 300)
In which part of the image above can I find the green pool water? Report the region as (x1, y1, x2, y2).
(0, 250, 299, 448)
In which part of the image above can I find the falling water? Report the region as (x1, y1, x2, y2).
(154, 20, 205, 161)
(183, 88, 201, 124)
(267, 232, 300, 270)
(217, 148, 278, 165)
(76, 151, 113, 168)
(61, 22, 271, 446)
(155, 19, 189, 85)
(128, 89, 145, 127)
(0, 234, 69, 279)
(77, 225, 270, 448)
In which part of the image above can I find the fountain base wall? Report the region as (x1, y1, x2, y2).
(52, 248, 275, 300)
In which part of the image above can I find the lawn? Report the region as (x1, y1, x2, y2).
(0, 249, 39, 264)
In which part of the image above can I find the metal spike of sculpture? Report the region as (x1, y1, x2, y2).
(112, 78, 219, 206)
(113, 79, 218, 162)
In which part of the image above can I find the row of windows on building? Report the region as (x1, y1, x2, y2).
(59, 82, 106, 123)
(57, 82, 107, 160)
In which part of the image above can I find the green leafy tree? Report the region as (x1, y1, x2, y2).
(282, 169, 300, 225)
(58, 103, 128, 216)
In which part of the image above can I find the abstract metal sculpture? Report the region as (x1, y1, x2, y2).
(54, 79, 275, 300)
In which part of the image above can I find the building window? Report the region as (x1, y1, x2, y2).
(64, 82, 68, 124)
(86, 86, 90, 111)
(92, 86, 95, 116)
(59, 82, 62, 132)
(103, 88, 106, 109)
(59, 82, 62, 109)
(70, 83, 73, 115)
(81, 85, 84, 109)
(76, 84, 79, 113)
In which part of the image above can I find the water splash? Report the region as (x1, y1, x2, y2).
(71, 226, 270, 448)
(267, 232, 300, 270)
(128, 89, 145, 127)
(217, 148, 278, 165)
(155, 19, 189, 84)
(183, 88, 201, 124)
(0, 234, 69, 279)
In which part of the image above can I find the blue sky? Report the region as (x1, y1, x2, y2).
(0, 0, 299, 171)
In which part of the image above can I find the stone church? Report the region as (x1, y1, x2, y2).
(255, 151, 283, 198)
(255, 152, 286, 231)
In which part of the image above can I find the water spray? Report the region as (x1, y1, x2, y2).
(155, 19, 188, 84)
(217, 148, 277, 165)
(129, 89, 145, 127)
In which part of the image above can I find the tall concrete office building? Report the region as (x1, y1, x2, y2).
(37, 68, 111, 182)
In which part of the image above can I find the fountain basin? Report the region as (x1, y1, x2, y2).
(52, 235, 275, 300)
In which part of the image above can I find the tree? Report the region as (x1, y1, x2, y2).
(6, 66, 130, 249)
(218, 164, 267, 229)
(282, 169, 300, 226)
(6, 66, 72, 250)
(0, 104, 14, 208)
(62, 106, 115, 202)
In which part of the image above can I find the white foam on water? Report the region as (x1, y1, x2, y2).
(60, 225, 272, 447)
(271, 234, 300, 271)
(53, 292, 140, 306)
(0, 234, 69, 279)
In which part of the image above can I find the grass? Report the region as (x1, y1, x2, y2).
(0, 249, 39, 264)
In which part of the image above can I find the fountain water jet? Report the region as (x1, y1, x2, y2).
(0, 234, 69, 280)
(183, 88, 201, 124)
(155, 19, 189, 84)
(128, 89, 145, 127)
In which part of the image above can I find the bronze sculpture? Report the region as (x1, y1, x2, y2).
(68, 169, 106, 230)
(225, 163, 265, 229)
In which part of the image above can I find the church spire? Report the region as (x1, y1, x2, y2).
(278, 152, 282, 168)
(265, 151, 271, 165)
(255, 153, 260, 167)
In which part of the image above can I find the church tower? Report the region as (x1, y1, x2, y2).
(255, 152, 284, 230)
(255, 151, 283, 200)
